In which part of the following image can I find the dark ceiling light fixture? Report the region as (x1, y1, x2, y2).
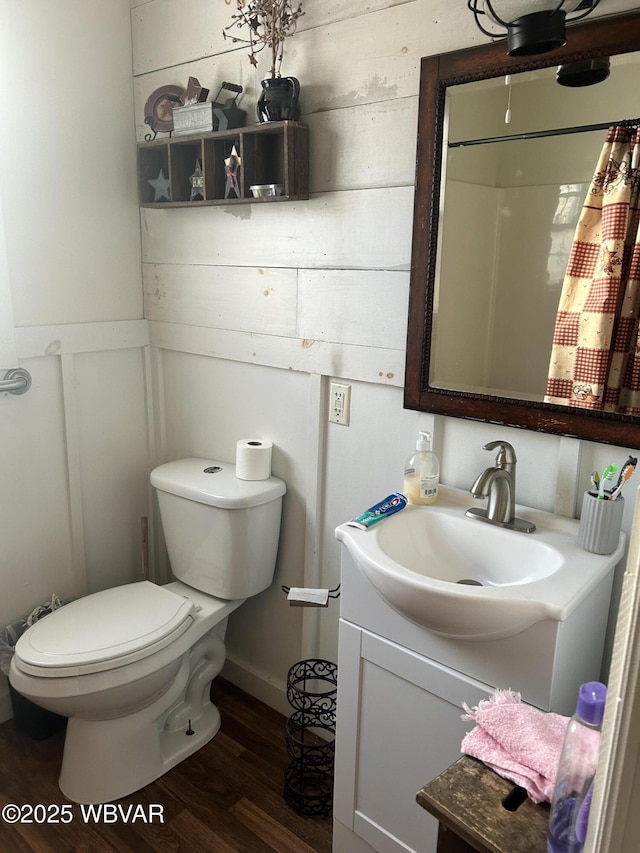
(556, 56, 611, 86)
(467, 0, 601, 56)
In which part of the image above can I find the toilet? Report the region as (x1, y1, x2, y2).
(9, 458, 286, 804)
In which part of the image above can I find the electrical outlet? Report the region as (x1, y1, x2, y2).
(329, 382, 351, 426)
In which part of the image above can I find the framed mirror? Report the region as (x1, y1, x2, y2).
(405, 11, 640, 447)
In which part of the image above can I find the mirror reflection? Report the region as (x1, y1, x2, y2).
(433, 52, 640, 405)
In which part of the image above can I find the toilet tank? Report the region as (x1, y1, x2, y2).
(150, 458, 286, 600)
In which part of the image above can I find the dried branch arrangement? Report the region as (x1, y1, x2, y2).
(223, 0, 304, 79)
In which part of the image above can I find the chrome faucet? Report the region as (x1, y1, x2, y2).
(466, 441, 536, 533)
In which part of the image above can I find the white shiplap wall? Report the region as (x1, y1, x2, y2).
(133, 0, 640, 713)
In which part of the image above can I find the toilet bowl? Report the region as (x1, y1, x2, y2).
(9, 458, 286, 804)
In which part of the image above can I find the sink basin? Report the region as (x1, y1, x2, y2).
(336, 486, 625, 640)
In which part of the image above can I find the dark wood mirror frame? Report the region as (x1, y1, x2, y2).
(405, 11, 640, 448)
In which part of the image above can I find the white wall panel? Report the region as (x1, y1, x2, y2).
(149, 321, 405, 386)
(15, 321, 148, 359)
(0, 200, 17, 370)
(298, 269, 409, 350)
(308, 98, 419, 193)
(0, 1, 142, 328)
(144, 263, 298, 336)
(131, 0, 417, 77)
(141, 187, 413, 271)
(132, 0, 223, 74)
(0, 357, 74, 627)
(0, 356, 72, 724)
(74, 349, 151, 593)
(146, 266, 409, 354)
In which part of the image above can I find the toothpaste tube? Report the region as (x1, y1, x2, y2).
(347, 493, 408, 530)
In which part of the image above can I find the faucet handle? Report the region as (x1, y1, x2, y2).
(483, 440, 517, 467)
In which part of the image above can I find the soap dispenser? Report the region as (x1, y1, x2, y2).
(404, 431, 439, 505)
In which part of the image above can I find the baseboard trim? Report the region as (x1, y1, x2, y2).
(221, 657, 290, 718)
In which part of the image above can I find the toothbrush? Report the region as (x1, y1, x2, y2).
(598, 464, 618, 499)
(609, 456, 637, 500)
(590, 471, 600, 494)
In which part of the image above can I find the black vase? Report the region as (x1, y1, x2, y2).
(257, 77, 301, 122)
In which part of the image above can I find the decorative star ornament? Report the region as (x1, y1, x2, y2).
(224, 145, 242, 199)
(190, 159, 205, 201)
(148, 168, 171, 202)
(224, 145, 242, 170)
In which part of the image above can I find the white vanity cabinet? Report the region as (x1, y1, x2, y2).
(333, 541, 617, 853)
(333, 618, 493, 853)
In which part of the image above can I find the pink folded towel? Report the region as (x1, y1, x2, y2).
(460, 689, 570, 804)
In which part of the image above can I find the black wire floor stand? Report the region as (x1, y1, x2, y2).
(284, 658, 338, 816)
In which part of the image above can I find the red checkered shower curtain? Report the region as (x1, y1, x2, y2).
(545, 126, 640, 413)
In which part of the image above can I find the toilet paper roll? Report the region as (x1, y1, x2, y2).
(236, 439, 273, 481)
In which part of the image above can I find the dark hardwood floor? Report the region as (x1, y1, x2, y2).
(0, 679, 333, 851)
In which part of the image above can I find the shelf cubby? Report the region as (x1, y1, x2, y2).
(137, 120, 308, 207)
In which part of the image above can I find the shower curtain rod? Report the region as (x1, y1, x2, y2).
(449, 117, 640, 149)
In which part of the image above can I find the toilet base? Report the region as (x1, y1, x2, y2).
(59, 630, 227, 803)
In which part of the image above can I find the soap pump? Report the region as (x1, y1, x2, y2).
(404, 431, 439, 505)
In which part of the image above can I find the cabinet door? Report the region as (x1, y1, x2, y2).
(334, 620, 493, 853)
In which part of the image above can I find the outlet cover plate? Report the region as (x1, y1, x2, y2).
(330, 382, 351, 426)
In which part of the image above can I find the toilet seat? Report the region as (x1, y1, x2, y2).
(14, 582, 195, 678)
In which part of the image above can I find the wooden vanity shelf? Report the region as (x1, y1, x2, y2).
(137, 120, 308, 207)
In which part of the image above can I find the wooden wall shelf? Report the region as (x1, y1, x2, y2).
(137, 120, 308, 208)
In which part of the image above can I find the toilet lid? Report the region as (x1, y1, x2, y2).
(14, 581, 195, 677)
